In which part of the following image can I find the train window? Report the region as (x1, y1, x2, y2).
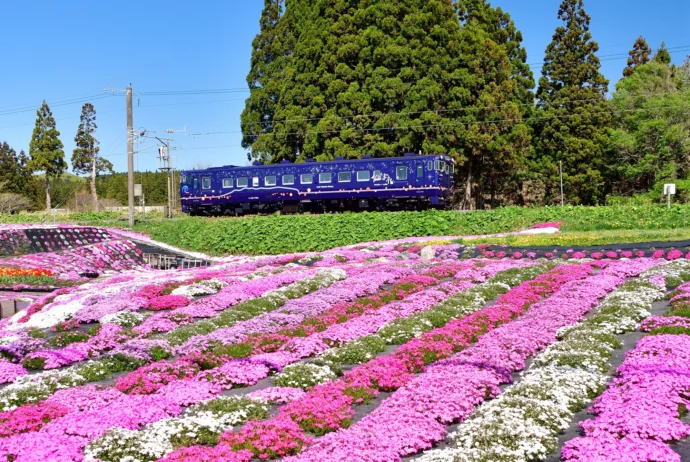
(373, 170, 382, 180)
(202, 177, 211, 189)
(445, 163, 450, 174)
(300, 173, 313, 184)
(181, 174, 187, 184)
(252, 177, 259, 187)
(434, 160, 439, 171)
(427, 161, 433, 171)
(282, 174, 295, 185)
(439, 161, 445, 173)
(319, 172, 332, 183)
(338, 172, 351, 182)
(450, 163, 454, 174)
(357, 170, 370, 181)
(237, 177, 248, 187)
(222, 178, 233, 188)
(396, 166, 408, 181)
(265, 175, 277, 186)
(417, 165, 423, 178)
(193, 177, 198, 189)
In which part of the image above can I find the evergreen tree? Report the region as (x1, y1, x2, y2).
(246, 0, 470, 165)
(28, 101, 66, 210)
(653, 41, 672, 65)
(535, 0, 611, 205)
(241, 0, 291, 162)
(72, 103, 113, 211)
(456, 0, 534, 209)
(0, 142, 31, 194)
(623, 35, 651, 77)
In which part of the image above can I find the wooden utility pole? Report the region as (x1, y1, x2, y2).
(126, 86, 135, 228)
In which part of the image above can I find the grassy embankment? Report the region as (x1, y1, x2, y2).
(2, 206, 690, 255)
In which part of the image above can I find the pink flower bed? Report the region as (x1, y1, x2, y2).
(562, 334, 690, 461)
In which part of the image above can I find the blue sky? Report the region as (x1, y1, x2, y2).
(1, 0, 688, 174)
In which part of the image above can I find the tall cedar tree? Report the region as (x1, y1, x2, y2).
(0, 142, 31, 194)
(607, 60, 690, 195)
(246, 0, 470, 164)
(72, 103, 113, 211)
(535, 0, 610, 205)
(623, 36, 651, 77)
(241, 0, 293, 162)
(28, 101, 66, 210)
(456, 0, 534, 209)
(654, 41, 672, 65)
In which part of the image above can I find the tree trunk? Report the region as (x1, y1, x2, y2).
(90, 154, 99, 212)
(45, 176, 51, 211)
(462, 160, 472, 210)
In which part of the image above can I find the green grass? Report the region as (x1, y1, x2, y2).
(3, 204, 690, 255)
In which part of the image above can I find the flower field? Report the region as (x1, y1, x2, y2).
(0, 224, 690, 461)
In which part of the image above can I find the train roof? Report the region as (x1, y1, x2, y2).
(182, 153, 454, 174)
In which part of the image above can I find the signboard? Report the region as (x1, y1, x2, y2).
(134, 184, 143, 197)
(664, 184, 676, 195)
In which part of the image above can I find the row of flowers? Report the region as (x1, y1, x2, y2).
(416, 259, 686, 462)
(0, 267, 53, 277)
(476, 246, 689, 261)
(83, 261, 553, 461)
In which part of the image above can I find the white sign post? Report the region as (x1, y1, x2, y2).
(664, 184, 676, 210)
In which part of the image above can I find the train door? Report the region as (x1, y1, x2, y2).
(415, 163, 424, 188)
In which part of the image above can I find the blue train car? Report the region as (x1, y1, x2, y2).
(180, 153, 454, 215)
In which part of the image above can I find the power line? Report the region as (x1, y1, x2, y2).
(0, 94, 111, 117)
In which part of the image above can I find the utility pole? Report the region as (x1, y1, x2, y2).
(126, 86, 135, 228)
(105, 85, 139, 227)
(559, 160, 565, 208)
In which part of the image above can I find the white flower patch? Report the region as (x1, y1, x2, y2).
(171, 278, 227, 298)
(0, 368, 85, 412)
(8, 300, 84, 330)
(100, 311, 147, 327)
(273, 363, 337, 390)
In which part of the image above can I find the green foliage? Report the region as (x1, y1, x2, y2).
(0, 142, 31, 195)
(134, 205, 690, 255)
(0, 275, 75, 288)
(28, 101, 67, 210)
(607, 61, 690, 196)
(623, 36, 651, 77)
(649, 326, 690, 336)
(48, 331, 90, 347)
(96, 171, 176, 206)
(534, 0, 611, 205)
